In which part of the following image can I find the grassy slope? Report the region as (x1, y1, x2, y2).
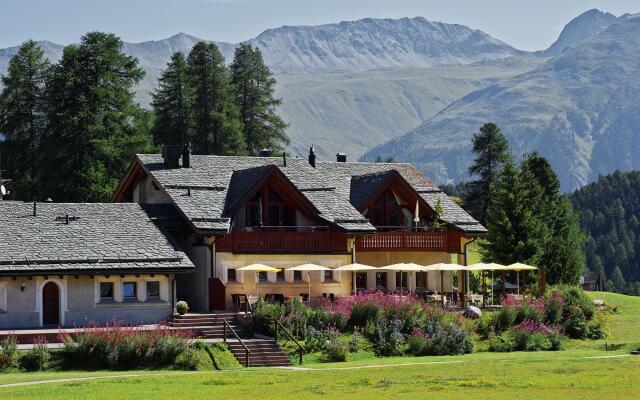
(0, 292, 638, 399)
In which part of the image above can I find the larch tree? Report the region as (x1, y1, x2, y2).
(230, 43, 288, 155)
(41, 32, 154, 202)
(465, 122, 511, 225)
(152, 52, 192, 147)
(186, 42, 245, 155)
(0, 40, 49, 200)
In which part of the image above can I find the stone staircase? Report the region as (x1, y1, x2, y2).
(167, 313, 291, 367)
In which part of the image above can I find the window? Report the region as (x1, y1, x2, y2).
(0, 283, 7, 311)
(123, 282, 137, 298)
(324, 270, 333, 281)
(375, 272, 387, 290)
(293, 271, 302, 281)
(355, 272, 367, 290)
(147, 281, 160, 298)
(228, 268, 237, 282)
(396, 272, 408, 290)
(258, 272, 268, 282)
(100, 282, 114, 300)
(276, 269, 285, 281)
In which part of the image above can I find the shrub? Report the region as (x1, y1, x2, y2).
(494, 307, 517, 333)
(406, 332, 428, 356)
(372, 317, 405, 357)
(587, 313, 609, 340)
(489, 334, 515, 352)
(525, 333, 549, 351)
(60, 321, 193, 369)
(563, 305, 589, 339)
(251, 301, 286, 336)
(20, 340, 49, 372)
(417, 319, 474, 356)
(0, 336, 18, 371)
(174, 348, 203, 370)
(348, 331, 364, 353)
(323, 338, 349, 362)
(349, 302, 381, 329)
(543, 289, 565, 325)
(515, 303, 543, 324)
(304, 327, 339, 352)
(475, 314, 496, 338)
(547, 331, 564, 351)
(175, 301, 189, 315)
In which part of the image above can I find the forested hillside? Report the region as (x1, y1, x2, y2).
(570, 171, 640, 295)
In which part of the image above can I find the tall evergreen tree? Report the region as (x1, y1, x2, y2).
(465, 122, 510, 224)
(482, 159, 548, 265)
(522, 152, 584, 284)
(0, 40, 49, 200)
(41, 32, 154, 202)
(230, 43, 288, 154)
(151, 52, 191, 147)
(187, 42, 245, 155)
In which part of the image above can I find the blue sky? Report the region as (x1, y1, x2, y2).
(2, 0, 639, 50)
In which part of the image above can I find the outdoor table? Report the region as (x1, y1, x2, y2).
(465, 294, 483, 306)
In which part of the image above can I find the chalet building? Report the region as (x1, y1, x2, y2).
(113, 146, 486, 311)
(0, 202, 194, 328)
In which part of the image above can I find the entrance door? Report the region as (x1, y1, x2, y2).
(42, 282, 60, 326)
(209, 278, 226, 311)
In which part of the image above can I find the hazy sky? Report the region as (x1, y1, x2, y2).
(2, 0, 639, 50)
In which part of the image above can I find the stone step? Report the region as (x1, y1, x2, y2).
(225, 338, 291, 368)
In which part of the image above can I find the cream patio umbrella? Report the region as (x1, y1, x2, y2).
(288, 263, 332, 300)
(236, 263, 281, 296)
(467, 262, 507, 305)
(508, 263, 538, 295)
(335, 263, 377, 293)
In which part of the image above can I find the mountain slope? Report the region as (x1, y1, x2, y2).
(277, 56, 545, 160)
(249, 17, 523, 73)
(541, 9, 618, 56)
(364, 16, 640, 191)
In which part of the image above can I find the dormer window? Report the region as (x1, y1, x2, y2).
(245, 187, 296, 228)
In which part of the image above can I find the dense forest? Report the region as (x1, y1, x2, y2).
(570, 171, 640, 296)
(0, 33, 287, 202)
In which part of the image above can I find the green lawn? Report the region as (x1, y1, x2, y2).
(0, 292, 639, 399)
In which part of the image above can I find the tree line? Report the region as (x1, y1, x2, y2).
(570, 171, 640, 296)
(449, 122, 585, 286)
(0, 33, 288, 202)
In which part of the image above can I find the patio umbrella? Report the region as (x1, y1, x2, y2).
(236, 263, 281, 296)
(508, 263, 538, 295)
(288, 263, 332, 300)
(335, 263, 377, 293)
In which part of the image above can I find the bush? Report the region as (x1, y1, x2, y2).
(251, 301, 286, 336)
(525, 333, 549, 351)
(175, 301, 189, 315)
(406, 333, 428, 356)
(563, 305, 590, 339)
(304, 327, 339, 352)
(20, 341, 49, 372)
(348, 331, 364, 353)
(174, 348, 203, 370)
(60, 321, 193, 369)
(489, 334, 515, 352)
(416, 319, 474, 356)
(349, 302, 381, 329)
(587, 313, 609, 340)
(515, 303, 543, 324)
(494, 307, 517, 333)
(323, 338, 349, 362)
(0, 336, 18, 371)
(372, 317, 405, 357)
(475, 314, 496, 338)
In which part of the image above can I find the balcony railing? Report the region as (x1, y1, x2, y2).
(216, 227, 348, 254)
(355, 230, 461, 253)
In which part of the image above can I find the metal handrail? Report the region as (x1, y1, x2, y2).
(222, 318, 251, 367)
(271, 318, 304, 365)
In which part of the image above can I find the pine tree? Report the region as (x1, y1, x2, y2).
(481, 160, 548, 265)
(230, 43, 288, 154)
(522, 152, 584, 284)
(187, 42, 245, 155)
(610, 266, 627, 293)
(465, 122, 510, 224)
(0, 40, 49, 200)
(41, 32, 154, 202)
(152, 52, 192, 147)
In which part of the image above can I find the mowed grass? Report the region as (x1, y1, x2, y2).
(0, 293, 639, 399)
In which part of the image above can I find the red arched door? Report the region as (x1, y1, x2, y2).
(42, 282, 60, 326)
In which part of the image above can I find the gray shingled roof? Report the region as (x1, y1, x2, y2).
(135, 154, 486, 235)
(0, 202, 194, 275)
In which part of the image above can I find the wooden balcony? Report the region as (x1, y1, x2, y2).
(216, 228, 349, 254)
(355, 230, 461, 253)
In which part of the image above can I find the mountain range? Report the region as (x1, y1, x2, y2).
(0, 9, 637, 190)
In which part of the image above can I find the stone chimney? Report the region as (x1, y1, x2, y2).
(336, 153, 347, 162)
